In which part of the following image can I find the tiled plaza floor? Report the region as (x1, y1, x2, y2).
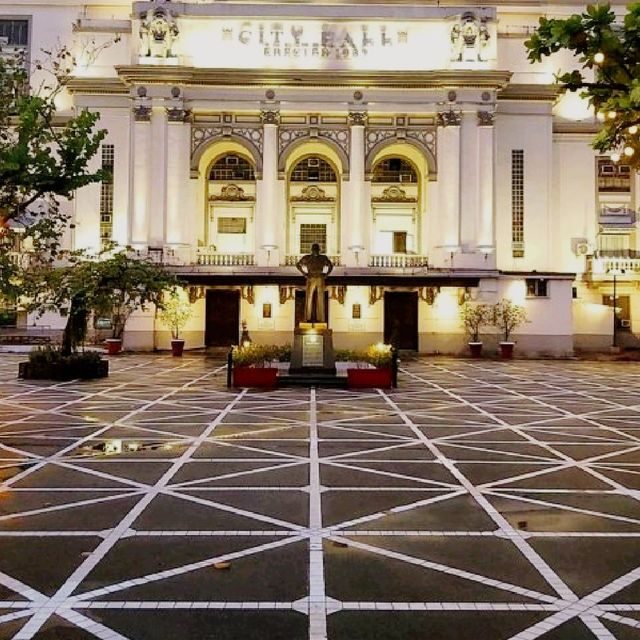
(1, 355, 640, 639)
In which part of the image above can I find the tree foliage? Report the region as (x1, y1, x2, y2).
(525, 3, 640, 164)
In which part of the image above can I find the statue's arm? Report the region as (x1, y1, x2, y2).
(325, 258, 334, 276)
(296, 257, 307, 275)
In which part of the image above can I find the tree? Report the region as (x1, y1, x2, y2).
(91, 252, 177, 341)
(0, 43, 109, 308)
(492, 300, 527, 343)
(460, 302, 492, 343)
(525, 3, 640, 165)
(26, 250, 177, 354)
(159, 288, 193, 340)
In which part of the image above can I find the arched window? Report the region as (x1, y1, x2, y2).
(290, 157, 337, 182)
(209, 154, 255, 181)
(372, 157, 417, 183)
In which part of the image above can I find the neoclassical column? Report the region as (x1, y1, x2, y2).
(459, 110, 478, 250)
(346, 110, 367, 267)
(436, 111, 461, 255)
(148, 101, 168, 248)
(476, 111, 495, 255)
(256, 106, 280, 267)
(165, 94, 191, 251)
(130, 92, 152, 249)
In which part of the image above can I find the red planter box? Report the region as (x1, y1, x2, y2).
(347, 367, 393, 389)
(105, 339, 122, 355)
(233, 366, 278, 388)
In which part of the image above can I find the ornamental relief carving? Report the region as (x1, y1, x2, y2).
(365, 127, 437, 177)
(190, 126, 264, 172)
(371, 185, 417, 203)
(290, 185, 335, 202)
(209, 184, 255, 202)
(278, 127, 350, 168)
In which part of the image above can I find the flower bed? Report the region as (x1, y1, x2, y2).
(231, 343, 291, 388)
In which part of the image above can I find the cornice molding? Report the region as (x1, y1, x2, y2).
(498, 83, 560, 101)
(114, 66, 512, 89)
(66, 77, 128, 95)
(553, 121, 600, 135)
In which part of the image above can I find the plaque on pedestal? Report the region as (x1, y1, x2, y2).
(290, 327, 336, 374)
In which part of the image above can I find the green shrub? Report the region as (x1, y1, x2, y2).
(232, 343, 291, 367)
(335, 343, 393, 368)
(29, 347, 103, 367)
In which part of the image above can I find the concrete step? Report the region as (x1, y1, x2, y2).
(278, 373, 348, 388)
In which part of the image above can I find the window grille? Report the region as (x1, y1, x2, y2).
(372, 157, 417, 183)
(511, 150, 524, 258)
(290, 157, 336, 182)
(209, 155, 255, 181)
(300, 224, 327, 254)
(99, 144, 114, 249)
(0, 19, 29, 46)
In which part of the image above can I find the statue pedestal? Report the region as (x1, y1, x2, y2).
(290, 325, 336, 375)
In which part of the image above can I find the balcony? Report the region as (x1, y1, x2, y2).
(369, 254, 429, 269)
(284, 254, 341, 267)
(196, 251, 255, 267)
(589, 251, 640, 277)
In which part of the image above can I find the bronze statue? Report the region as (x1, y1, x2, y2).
(296, 243, 334, 323)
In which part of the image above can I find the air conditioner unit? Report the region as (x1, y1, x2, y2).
(571, 238, 594, 256)
(621, 319, 631, 328)
(308, 158, 320, 167)
(575, 242, 594, 256)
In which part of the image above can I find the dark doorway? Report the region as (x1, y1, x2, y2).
(295, 290, 329, 325)
(384, 291, 418, 350)
(205, 289, 240, 347)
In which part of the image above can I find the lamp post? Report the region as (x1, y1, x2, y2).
(607, 267, 626, 349)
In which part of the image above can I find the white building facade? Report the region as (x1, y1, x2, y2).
(3, 0, 635, 354)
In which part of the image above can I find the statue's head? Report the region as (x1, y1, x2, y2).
(311, 243, 321, 255)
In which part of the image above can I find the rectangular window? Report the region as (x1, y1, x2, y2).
(526, 278, 548, 298)
(598, 233, 630, 256)
(99, 144, 114, 250)
(597, 157, 631, 193)
(393, 231, 407, 254)
(217, 217, 247, 234)
(0, 19, 29, 46)
(511, 149, 524, 258)
(299, 224, 326, 254)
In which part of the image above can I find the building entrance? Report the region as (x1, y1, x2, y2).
(384, 291, 418, 350)
(205, 290, 240, 347)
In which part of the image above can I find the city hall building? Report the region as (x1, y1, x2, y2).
(1, 0, 636, 354)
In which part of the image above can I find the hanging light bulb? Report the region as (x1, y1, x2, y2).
(608, 111, 617, 120)
(594, 52, 605, 64)
(597, 112, 606, 122)
(624, 146, 635, 157)
(629, 125, 638, 134)
(611, 152, 621, 162)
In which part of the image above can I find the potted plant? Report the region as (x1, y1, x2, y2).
(492, 299, 527, 359)
(460, 302, 491, 357)
(159, 288, 193, 356)
(341, 343, 394, 388)
(232, 343, 289, 387)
